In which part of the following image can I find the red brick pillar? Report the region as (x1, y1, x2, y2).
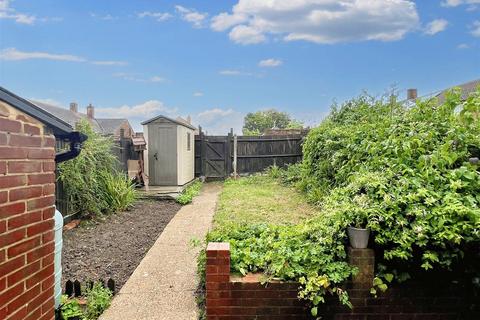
(0, 102, 56, 320)
(206, 242, 230, 319)
(348, 247, 374, 288)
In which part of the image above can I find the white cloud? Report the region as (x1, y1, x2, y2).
(92, 60, 128, 66)
(0, 47, 85, 62)
(193, 92, 204, 97)
(441, 0, 480, 7)
(258, 58, 283, 68)
(424, 19, 449, 35)
(457, 43, 470, 49)
(210, 0, 419, 45)
(194, 108, 243, 134)
(471, 20, 480, 37)
(30, 98, 63, 108)
(0, 48, 127, 67)
(96, 100, 178, 118)
(229, 25, 266, 44)
(175, 5, 208, 28)
(90, 13, 118, 21)
(0, 0, 36, 25)
(150, 76, 166, 82)
(137, 11, 173, 22)
(219, 69, 253, 76)
(113, 72, 166, 83)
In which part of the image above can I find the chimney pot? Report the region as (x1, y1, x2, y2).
(86, 104, 94, 119)
(70, 102, 78, 113)
(407, 88, 418, 100)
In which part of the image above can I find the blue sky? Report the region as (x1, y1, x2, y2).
(1, 0, 479, 133)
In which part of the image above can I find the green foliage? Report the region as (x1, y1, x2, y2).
(58, 120, 136, 216)
(100, 171, 137, 212)
(176, 180, 202, 205)
(243, 109, 303, 135)
(301, 89, 480, 273)
(60, 295, 83, 319)
(60, 282, 112, 320)
(83, 283, 113, 320)
(200, 88, 480, 317)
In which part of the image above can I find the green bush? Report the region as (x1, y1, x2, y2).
(203, 88, 480, 316)
(58, 120, 137, 216)
(176, 180, 202, 205)
(302, 89, 480, 271)
(83, 283, 113, 320)
(60, 282, 113, 320)
(100, 171, 137, 212)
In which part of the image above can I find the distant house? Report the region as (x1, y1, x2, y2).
(31, 100, 134, 140)
(405, 79, 480, 105)
(435, 79, 480, 104)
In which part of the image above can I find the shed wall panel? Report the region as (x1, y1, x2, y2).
(177, 125, 195, 185)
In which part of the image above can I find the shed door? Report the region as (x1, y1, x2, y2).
(148, 125, 177, 185)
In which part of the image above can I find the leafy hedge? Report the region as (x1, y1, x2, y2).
(58, 120, 137, 216)
(205, 88, 480, 316)
(301, 90, 480, 272)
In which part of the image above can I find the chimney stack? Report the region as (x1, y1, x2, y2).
(407, 88, 418, 101)
(187, 115, 191, 124)
(86, 104, 94, 119)
(70, 102, 78, 113)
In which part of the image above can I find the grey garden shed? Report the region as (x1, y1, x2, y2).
(142, 115, 196, 186)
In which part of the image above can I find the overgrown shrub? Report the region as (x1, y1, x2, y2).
(302, 89, 480, 272)
(58, 120, 137, 216)
(203, 88, 480, 316)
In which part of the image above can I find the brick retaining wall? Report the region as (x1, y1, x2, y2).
(0, 101, 56, 320)
(206, 242, 480, 320)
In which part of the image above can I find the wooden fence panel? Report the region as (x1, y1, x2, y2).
(194, 132, 304, 178)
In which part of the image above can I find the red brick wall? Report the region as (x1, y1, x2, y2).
(0, 101, 56, 320)
(205, 243, 480, 320)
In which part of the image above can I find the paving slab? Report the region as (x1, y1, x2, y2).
(100, 183, 222, 320)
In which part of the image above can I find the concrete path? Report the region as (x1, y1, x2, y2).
(100, 183, 222, 320)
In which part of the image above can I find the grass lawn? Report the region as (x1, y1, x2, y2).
(213, 175, 319, 227)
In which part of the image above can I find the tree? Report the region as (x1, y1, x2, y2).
(242, 109, 302, 135)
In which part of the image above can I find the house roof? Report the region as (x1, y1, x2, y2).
(141, 115, 196, 130)
(30, 100, 134, 136)
(96, 118, 129, 135)
(0, 86, 73, 136)
(435, 79, 480, 103)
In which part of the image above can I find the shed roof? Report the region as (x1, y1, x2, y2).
(141, 115, 196, 130)
(0, 86, 73, 136)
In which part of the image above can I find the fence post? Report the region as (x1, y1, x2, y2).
(200, 129, 207, 178)
(233, 134, 238, 179)
(226, 129, 233, 177)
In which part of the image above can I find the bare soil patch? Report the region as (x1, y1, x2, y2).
(62, 199, 181, 291)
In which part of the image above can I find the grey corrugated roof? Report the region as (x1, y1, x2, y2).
(96, 118, 128, 135)
(31, 100, 102, 133)
(141, 115, 196, 130)
(435, 79, 480, 103)
(0, 87, 73, 136)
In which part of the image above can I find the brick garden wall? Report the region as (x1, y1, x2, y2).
(206, 243, 480, 320)
(0, 101, 57, 320)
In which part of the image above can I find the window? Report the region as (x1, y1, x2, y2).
(187, 132, 191, 151)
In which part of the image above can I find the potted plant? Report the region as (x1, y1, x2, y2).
(346, 209, 370, 249)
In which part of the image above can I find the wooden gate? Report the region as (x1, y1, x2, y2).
(203, 135, 231, 178)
